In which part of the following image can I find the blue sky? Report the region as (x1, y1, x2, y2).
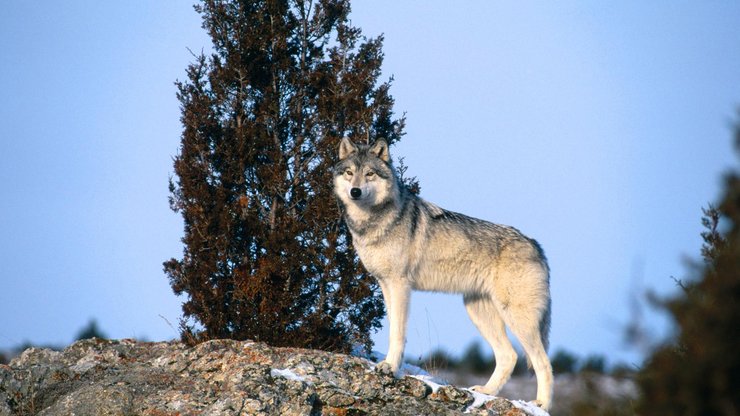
(1, 2, 739, 368)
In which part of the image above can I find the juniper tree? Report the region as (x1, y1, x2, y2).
(164, 0, 409, 352)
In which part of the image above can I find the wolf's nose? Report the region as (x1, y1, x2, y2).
(350, 188, 362, 199)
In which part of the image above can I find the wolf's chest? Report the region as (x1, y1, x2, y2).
(352, 235, 409, 278)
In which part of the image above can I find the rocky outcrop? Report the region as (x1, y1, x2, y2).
(0, 339, 548, 415)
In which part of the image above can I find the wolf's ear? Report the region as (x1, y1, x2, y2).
(369, 139, 390, 162)
(339, 137, 358, 160)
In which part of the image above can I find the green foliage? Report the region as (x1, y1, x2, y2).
(415, 348, 456, 372)
(75, 319, 108, 341)
(459, 341, 491, 375)
(415, 341, 569, 377)
(551, 348, 578, 374)
(700, 204, 726, 265)
(580, 355, 606, 374)
(569, 377, 638, 416)
(164, 0, 406, 352)
(637, 112, 740, 415)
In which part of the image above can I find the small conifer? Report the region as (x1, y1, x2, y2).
(164, 0, 408, 352)
(637, 112, 740, 414)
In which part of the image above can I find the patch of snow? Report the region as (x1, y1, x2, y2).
(270, 368, 312, 384)
(367, 350, 386, 362)
(354, 349, 550, 415)
(512, 399, 550, 416)
(463, 388, 497, 412)
(399, 360, 428, 376)
(409, 374, 445, 393)
(463, 390, 551, 415)
(355, 350, 385, 372)
(360, 350, 434, 377)
(350, 344, 371, 358)
(349, 346, 381, 360)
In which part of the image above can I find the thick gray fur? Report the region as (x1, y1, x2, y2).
(333, 138, 554, 410)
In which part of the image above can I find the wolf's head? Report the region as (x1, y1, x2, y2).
(333, 137, 398, 210)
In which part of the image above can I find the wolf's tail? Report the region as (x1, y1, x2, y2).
(540, 296, 552, 352)
(531, 239, 551, 352)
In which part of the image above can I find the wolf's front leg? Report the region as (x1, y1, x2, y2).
(377, 280, 410, 377)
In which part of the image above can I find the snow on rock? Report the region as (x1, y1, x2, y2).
(465, 389, 497, 411)
(357, 348, 549, 415)
(411, 374, 445, 393)
(0, 338, 550, 415)
(512, 399, 551, 416)
(270, 367, 312, 384)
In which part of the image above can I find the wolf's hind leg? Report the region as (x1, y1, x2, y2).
(506, 306, 553, 410)
(463, 294, 517, 396)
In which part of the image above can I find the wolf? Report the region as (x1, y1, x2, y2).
(332, 138, 554, 409)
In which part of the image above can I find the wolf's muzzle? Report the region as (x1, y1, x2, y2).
(350, 188, 362, 199)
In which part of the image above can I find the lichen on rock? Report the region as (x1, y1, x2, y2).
(0, 339, 547, 415)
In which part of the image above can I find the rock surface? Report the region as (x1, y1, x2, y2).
(0, 338, 548, 415)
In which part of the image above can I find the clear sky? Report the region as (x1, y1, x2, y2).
(1, 2, 739, 368)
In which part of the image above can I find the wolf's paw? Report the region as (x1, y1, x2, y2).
(469, 385, 496, 396)
(375, 361, 398, 377)
(531, 399, 550, 411)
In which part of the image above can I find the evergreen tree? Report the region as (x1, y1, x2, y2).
(637, 112, 740, 415)
(75, 319, 108, 341)
(459, 341, 492, 375)
(164, 0, 407, 352)
(550, 348, 578, 374)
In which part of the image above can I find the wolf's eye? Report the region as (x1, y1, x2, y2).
(366, 171, 375, 178)
(345, 169, 353, 177)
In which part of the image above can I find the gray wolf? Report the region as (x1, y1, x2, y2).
(333, 138, 553, 410)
